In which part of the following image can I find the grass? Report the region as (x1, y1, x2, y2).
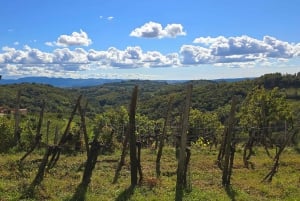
(0, 146, 300, 201)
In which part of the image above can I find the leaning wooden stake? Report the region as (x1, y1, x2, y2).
(70, 126, 102, 201)
(175, 84, 193, 201)
(47, 95, 82, 169)
(221, 96, 237, 187)
(262, 129, 296, 182)
(156, 96, 173, 177)
(113, 123, 129, 183)
(19, 100, 45, 163)
(78, 100, 90, 157)
(21, 146, 53, 199)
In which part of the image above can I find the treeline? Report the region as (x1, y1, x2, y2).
(0, 72, 299, 119)
(255, 72, 300, 89)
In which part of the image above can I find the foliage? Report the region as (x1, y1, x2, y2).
(0, 117, 14, 153)
(94, 106, 128, 142)
(191, 137, 210, 148)
(1, 72, 300, 122)
(256, 72, 300, 89)
(239, 86, 293, 131)
(136, 113, 156, 136)
(189, 109, 224, 146)
(0, 83, 76, 114)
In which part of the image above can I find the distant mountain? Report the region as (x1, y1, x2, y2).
(214, 77, 255, 82)
(0, 76, 253, 88)
(0, 77, 123, 87)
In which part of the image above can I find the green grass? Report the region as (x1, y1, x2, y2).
(0, 146, 300, 201)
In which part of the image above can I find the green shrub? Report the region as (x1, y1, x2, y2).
(0, 117, 15, 153)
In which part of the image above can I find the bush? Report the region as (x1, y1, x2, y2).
(0, 117, 15, 153)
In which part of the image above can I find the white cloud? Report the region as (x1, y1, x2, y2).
(263, 36, 294, 58)
(0, 46, 53, 64)
(46, 30, 92, 47)
(87, 46, 180, 68)
(294, 44, 300, 56)
(1, 35, 300, 78)
(53, 48, 88, 64)
(180, 45, 213, 64)
(100, 16, 114, 21)
(211, 35, 271, 56)
(45, 42, 54, 47)
(193, 36, 226, 45)
(130, 21, 186, 38)
(187, 35, 300, 66)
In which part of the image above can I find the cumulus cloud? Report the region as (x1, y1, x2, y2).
(0, 46, 53, 64)
(263, 36, 294, 58)
(87, 46, 180, 68)
(1, 35, 300, 78)
(180, 45, 213, 64)
(185, 35, 300, 65)
(46, 30, 92, 47)
(194, 35, 272, 56)
(130, 21, 186, 38)
(0, 45, 181, 78)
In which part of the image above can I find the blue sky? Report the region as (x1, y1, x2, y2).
(0, 0, 299, 80)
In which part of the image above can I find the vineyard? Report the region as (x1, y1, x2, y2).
(0, 73, 300, 201)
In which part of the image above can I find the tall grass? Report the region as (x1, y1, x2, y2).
(0, 146, 299, 200)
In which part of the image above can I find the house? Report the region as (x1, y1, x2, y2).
(10, 108, 28, 115)
(0, 107, 9, 115)
(0, 107, 28, 116)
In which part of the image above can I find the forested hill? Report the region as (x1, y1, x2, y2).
(0, 73, 299, 119)
(0, 77, 123, 87)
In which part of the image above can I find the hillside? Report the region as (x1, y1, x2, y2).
(0, 83, 77, 114)
(0, 73, 300, 120)
(0, 73, 300, 201)
(0, 77, 123, 88)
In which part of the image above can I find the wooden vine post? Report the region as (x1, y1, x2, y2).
(46, 120, 51, 145)
(47, 95, 82, 169)
(262, 128, 296, 182)
(112, 124, 130, 183)
(156, 96, 173, 177)
(113, 86, 140, 185)
(129, 86, 139, 186)
(22, 95, 84, 198)
(21, 146, 54, 199)
(219, 96, 237, 187)
(21, 95, 82, 199)
(70, 125, 102, 201)
(78, 101, 90, 157)
(14, 90, 21, 145)
(19, 100, 45, 163)
(175, 84, 192, 201)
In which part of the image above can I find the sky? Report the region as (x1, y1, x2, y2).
(0, 0, 300, 80)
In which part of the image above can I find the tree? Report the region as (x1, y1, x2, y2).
(94, 106, 129, 142)
(0, 117, 14, 152)
(239, 86, 293, 167)
(189, 109, 224, 149)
